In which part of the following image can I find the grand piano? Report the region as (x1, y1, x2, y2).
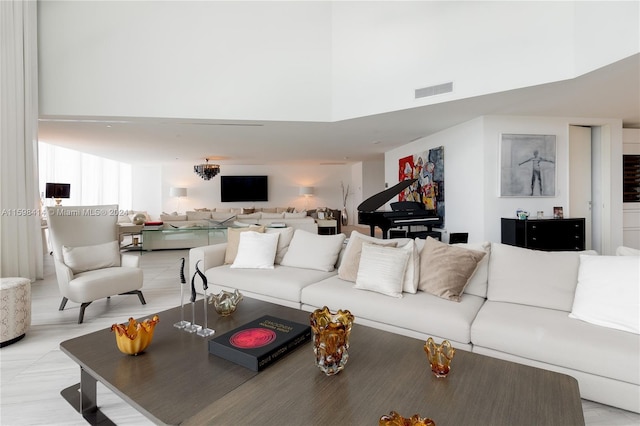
(358, 179, 443, 239)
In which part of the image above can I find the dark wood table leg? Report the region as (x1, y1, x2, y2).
(61, 367, 115, 425)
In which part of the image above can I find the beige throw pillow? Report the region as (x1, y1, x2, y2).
(265, 227, 295, 264)
(418, 237, 486, 302)
(224, 226, 265, 264)
(338, 231, 398, 282)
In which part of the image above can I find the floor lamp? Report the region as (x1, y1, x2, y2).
(299, 186, 314, 210)
(170, 187, 187, 212)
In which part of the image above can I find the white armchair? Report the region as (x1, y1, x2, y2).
(46, 205, 145, 323)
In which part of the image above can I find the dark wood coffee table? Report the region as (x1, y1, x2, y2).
(60, 298, 584, 425)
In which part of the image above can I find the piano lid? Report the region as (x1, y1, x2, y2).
(357, 179, 418, 212)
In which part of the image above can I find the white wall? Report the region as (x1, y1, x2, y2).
(386, 118, 486, 243)
(331, 1, 638, 120)
(39, 1, 639, 122)
(134, 163, 354, 219)
(38, 1, 333, 121)
(385, 115, 624, 252)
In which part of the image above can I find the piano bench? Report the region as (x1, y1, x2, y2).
(407, 230, 441, 241)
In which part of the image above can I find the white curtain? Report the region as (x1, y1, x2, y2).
(0, 1, 42, 280)
(38, 142, 133, 209)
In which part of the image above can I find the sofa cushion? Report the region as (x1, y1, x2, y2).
(224, 226, 265, 264)
(418, 237, 486, 302)
(211, 211, 237, 221)
(280, 230, 345, 272)
(487, 243, 596, 311)
(205, 264, 336, 304)
(160, 214, 187, 221)
(569, 255, 640, 334)
(284, 211, 307, 219)
(302, 275, 485, 345)
(62, 240, 121, 274)
(338, 231, 398, 282)
(237, 213, 261, 220)
(354, 243, 410, 298)
(471, 301, 640, 385)
(230, 231, 279, 270)
(261, 212, 285, 219)
(265, 227, 295, 264)
(187, 211, 212, 221)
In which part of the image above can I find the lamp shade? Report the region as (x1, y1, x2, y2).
(170, 187, 187, 197)
(299, 186, 314, 196)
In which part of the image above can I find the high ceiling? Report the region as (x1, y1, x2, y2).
(38, 54, 639, 167)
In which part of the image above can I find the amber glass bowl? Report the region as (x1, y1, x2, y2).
(111, 315, 159, 355)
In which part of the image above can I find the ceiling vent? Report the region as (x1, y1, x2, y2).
(415, 82, 453, 99)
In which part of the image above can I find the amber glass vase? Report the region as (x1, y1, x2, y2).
(309, 306, 354, 376)
(424, 337, 455, 378)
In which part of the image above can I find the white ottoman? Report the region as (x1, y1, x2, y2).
(1, 277, 31, 347)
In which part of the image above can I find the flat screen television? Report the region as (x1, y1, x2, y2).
(221, 176, 268, 202)
(45, 182, 71, 199)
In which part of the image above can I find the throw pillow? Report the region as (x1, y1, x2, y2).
(418, 237, 486, 302)
(265, 227, 295, 264)
(224, 226, 265, 264)
(398, 240, 420, 294)
(354, 243, 411, 298)
(338, 231, 398, 282)
(62, 240, 121, 274)
(616, 246, 640, 256)
(569, 255, 640, 334)
(280, 230, 345, 272)
(241, 207, 256, 214)
(230, 231, 279, 269)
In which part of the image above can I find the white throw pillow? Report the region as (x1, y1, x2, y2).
(354, 243, 411, 298)
(62, 240, 121, 274)
(231, 231, 279, 269)
(569, 255, 640, 334)
(280, 230, 345, 272)
(265, 227, 295, 264)
(224, 226, 265, 264)
(399, 240, 420, 294)
(338, 231, 398, 282)
(616, 246, 640, 256)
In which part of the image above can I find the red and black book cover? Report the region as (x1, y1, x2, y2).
(208, 315, 311, 371)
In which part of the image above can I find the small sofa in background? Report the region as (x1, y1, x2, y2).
(190, 228, 640, 413)
(117, 209, 318, 250)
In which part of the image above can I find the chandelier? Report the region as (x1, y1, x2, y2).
(194, 159, 221, 180)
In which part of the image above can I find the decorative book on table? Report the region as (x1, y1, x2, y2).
(208, 315, 311, 371)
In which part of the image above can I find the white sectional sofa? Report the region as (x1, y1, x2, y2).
(189, 229, 640, 413)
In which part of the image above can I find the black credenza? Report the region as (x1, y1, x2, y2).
(501, 218, 585, 251)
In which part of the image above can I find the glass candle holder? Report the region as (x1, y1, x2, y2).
(424, 337, 455, 378)
(309, 306, 354, 376)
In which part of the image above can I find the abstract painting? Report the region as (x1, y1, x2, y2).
(398, 146, 445, 219)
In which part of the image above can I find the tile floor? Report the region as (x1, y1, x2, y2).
(1, 248, 639, 425)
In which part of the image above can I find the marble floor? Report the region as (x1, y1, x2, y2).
(2, 249, 639, 425)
